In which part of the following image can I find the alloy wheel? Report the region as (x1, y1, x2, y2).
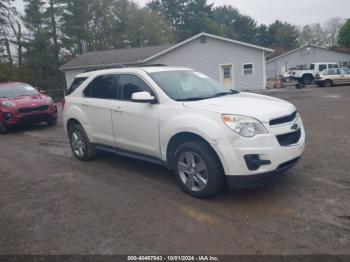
(71, 131, 86, 158)
(177, 151, 208, 192)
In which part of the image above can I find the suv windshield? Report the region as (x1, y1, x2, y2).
(150, 70, 238, 101)
(0, 83, 38, 98)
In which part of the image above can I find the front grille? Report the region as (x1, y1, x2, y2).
(270, 111, 297, 126)
(17, 105, 49, 113)
(21, 113, 51, 123)
(276, 129, 301, 146)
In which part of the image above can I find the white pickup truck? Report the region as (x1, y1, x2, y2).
(290, 62, 339, 84)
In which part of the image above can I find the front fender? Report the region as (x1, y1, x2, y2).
(159, 110, 233, 161)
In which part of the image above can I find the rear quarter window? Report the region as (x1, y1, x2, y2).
(67, 77, 88, 95)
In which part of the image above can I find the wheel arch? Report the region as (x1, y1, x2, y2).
(302, 73, 314, 80)
(166, 132, 223, 171)
(66, 118, 82, 132)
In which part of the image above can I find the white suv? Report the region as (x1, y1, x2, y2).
(63, 67, 305, 198)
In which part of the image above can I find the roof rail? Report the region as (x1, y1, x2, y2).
(138, 64, 167, 67)
(83, 64, 127, 73)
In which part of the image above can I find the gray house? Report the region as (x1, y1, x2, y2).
(61, 33, 273, 91)
(267, 45, 350, 79)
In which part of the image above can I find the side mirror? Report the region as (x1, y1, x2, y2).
(39, 90, 48, 95)
(131, 91, 156, 103)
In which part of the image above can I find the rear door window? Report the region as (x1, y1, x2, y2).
(67, 77, 88, 95)
(83, 75, 117, 99)
(319, 64, 327, 71)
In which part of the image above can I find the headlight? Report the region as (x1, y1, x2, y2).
(1, 101, 15, 107)
(222, 115, 267, 138)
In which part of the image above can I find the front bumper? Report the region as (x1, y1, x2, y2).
(1, 106, 57, 126)
(226, 157, 300, 189)
(211, 115, 305, 188)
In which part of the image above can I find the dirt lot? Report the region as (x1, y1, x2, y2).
(0, 85, 349, 255)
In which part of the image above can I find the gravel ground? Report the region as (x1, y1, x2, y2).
(0, 85, 349, 255)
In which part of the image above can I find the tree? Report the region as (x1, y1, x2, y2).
(268, 20, 299, 50)
(59, 0, 91, 55)
(324, 17, 344, 47)
(147, 0, 190, 39)
(298, 23, 327, 47)
(123, 8, 175, 47)
(213, 6, 257, 44)
(255, 24, 271, 47)
(0, 0, 23, 65)
(181, 0, 221, 39)
(22, 0, 64, 93)
(47, 0, 60, 67)
(22, 0, 46, 33)
(338, 19, 350, 48)
(86, 0, 174, 50)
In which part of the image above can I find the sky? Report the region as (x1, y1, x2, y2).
(14, 0, 350, 26)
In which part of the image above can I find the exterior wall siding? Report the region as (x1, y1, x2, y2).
(65, 69, 85, 88)
(267, 46, 350, 79)
(147, 37, 266, 91)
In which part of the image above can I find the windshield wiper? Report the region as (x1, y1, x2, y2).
(209, 89, 240, 98)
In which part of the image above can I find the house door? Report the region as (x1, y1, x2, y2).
(220, 64, 234, 89)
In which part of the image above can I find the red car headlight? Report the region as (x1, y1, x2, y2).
(1, 101, 16, 107)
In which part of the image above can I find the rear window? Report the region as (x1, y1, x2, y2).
(67, 77, 88, 95)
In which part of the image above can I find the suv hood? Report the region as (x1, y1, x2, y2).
(0, 94, 51, 108)
(183, 92, 296, 123)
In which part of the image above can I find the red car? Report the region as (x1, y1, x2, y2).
(0, 82, 58, 133)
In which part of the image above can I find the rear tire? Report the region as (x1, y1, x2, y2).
(296, 83, 304, 89)
(324, 80, 333, 87)
(68, 124, 95, 161)
(302, 74, 314, 85)
(0, 121, 7, 134)
(173, 141, 225, 198)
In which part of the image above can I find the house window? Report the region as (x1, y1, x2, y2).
(223, 66, 231, 79)
(243, 63, 254, 75)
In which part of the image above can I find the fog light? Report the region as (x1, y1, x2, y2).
(4, 112, 13, 121)
(244, 155, 271, 171)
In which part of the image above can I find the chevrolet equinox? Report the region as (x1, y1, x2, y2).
(63, 67, 305, 198)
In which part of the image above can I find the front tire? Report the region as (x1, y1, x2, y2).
(174, 141, 225, 198)
(0, 121, 7, 134)
(68, 124, 95, 161)
(302, 74, 314, 85)
(47, 118, 57, 126)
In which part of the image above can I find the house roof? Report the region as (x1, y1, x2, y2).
(60, 44, 174, 71)
(61, 32, 274, 71)
(267, 45, 350, 63)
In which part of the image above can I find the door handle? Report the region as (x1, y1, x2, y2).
(82, 101, 89, 107)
